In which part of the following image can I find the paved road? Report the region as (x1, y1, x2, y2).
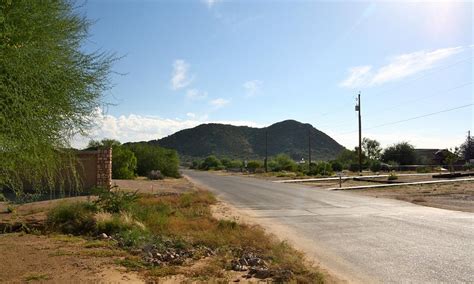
(185, 170, 474, 283)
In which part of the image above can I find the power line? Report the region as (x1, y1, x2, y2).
(312, 56, 473, 122)
(317, 81, 472, 129)
(337, 103, 473, 135)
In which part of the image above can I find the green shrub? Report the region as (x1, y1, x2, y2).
(308, 162, 333, 176)
(416, 166, 431, 173)
(349, 163, 360, 172)
(47, 202, 98, 235)
(330, 161, 343, 172)
(126, 143, 180, 178)
(247, 160, 263, 171)
(370, 161, 382, 172)
(94, 188, 139, 213)
(200, 155, 222, 170)
(271, 154, 297, 172)
(388, 173, 398, 180)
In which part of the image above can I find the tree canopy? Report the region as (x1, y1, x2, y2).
(0, 0, 115, 192)
(381, 142, 417, 165)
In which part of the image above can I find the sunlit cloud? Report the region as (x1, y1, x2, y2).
(209, 98, 230, 109)
(203, 0, 219, 8)
(171, 59, 193, 90)
(243, 80, 263, 97)
(186, 88, 208, 100)
(340, 46, 464, 89)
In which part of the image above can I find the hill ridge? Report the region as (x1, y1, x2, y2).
(143, 120, 345, 161)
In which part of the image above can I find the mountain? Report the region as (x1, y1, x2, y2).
(141, 120, 345, 161)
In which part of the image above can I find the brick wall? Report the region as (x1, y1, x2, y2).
(96, 148, 112, 188)
(76, 148, 112, 190)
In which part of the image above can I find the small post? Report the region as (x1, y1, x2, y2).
(265, 130, 268, 173)
(339, 175, 342, 188)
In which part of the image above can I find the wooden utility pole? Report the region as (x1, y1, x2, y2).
(308, 127, 312, 166)
(356, 92, 362, 173)
(264, 130, 268, 172)
(468, 130, 471, 162)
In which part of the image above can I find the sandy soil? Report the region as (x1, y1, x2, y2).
(0, 233, 143, 283)
(112, 177, 199, 194)
(349, 181, 474, 213)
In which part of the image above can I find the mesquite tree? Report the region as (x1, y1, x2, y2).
(0, 0, 115, 193)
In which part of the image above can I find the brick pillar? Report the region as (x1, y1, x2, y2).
(96, 147, 112, 188)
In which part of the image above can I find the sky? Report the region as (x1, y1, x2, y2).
(75, 0, 473, 150)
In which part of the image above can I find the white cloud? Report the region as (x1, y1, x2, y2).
(186, 112, 196, 118)
(243, 80, 263, 97)
(339, 66, 372, 89)
(340, 46, 464, 89)
(203, 0, 219, 8)
(171, 59, 193, 90)
(71, 108, 259, 148)
(210, 98, 230, 109)
(186, 88, 208, 100)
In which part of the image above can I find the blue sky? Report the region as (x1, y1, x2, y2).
(77, 0, 473, 150)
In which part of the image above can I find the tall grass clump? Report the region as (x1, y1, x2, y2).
(46, 202, 98, 235)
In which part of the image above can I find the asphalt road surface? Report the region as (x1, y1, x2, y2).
(184, 170, 474, 283)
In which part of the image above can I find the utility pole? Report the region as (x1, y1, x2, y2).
(264, 130, 268, 172)
(308, 127, 312, 167)
(356, 92, 362, 173)
(468, 130, 471, 162)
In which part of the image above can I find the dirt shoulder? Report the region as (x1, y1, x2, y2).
(346, 180, 474, 213)
(0, 233, 142, 283)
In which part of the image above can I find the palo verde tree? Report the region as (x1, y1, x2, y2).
(0, 1, 115, 193)
(362, 137, 382, 161)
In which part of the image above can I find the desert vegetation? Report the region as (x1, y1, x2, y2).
(87, 139, 180, 180)
(42, 186, 324, 282)
(190, 137, 473, 178)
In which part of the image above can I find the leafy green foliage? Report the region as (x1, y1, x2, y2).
(369, 161, 382, 172)
(362, 137, 382, 161)
(125, 143, 180, 178)
(46, 202, 98, 235)
(382, 142, 417, 165)
(87, 139, 137, 179)
(199, 155, 223, 170)
(94, 187, 139, 213)
(0, 0, 115, 193)
(247, 160, 263, 170)
(270, 154, 297, 172)
(308, 161, 333, 176)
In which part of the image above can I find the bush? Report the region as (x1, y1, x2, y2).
(330, 161, 343, 172)
(349, 163, 360, 172)
(388, 173, 398, 180)
(308, 162, 333, 176)
(271, 154, 297, 172)
(126, 143, 180, 178)
(112, 146, 137, 179)
(94, 188, 139, 213)
(416, 166, 431, 173)
(370, 161, 382, 172)
(148, 170, 164, 180)
(46, 202, 98, 235)
(247, 160, 263, 171)
(200, 155, 222, 170)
